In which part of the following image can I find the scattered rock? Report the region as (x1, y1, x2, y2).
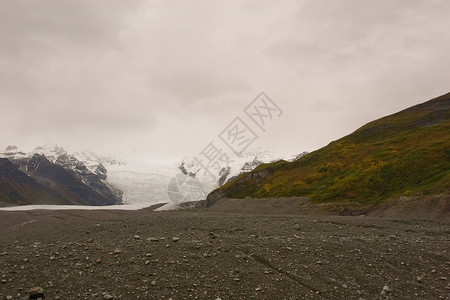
(380, 285, 391, 295)
(172, 237, 180, 242)
(29, 287, 44, 299)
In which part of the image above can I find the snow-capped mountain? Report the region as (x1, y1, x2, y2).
(24, 144, 124, 178)
(1, 145, 28, 159)
(178, 149, 309, 189)
(0, 145, 124, 206)
(0, 145, 124, 204)
(1, 144, 308, 208)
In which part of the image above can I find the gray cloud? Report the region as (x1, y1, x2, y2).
(0, 0, 449, 163)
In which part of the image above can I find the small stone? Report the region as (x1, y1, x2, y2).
(6, 296, 12, 300)
(87, 238, 94, 243)
(151, 280, 156, 286)
(148, 237, 159, 242)
(113, 249, 121, 254)
(134, 235, 141, 239)
(172, 237, 180, 242)
(95, 258, 102, 263)
(380, 285, 391, 295)
(29, 287, 44, 299)
(103, 294, 114, 300)
(294, 224, 301, 230)
(0, 252, 7, 256)
(1, 279, 6, 284)
(438, 277, 447, 281)
(145, 260, 150, 265)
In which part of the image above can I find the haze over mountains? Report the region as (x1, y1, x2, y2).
(0, 144, 292, 207)
(1, 92, 449, 211)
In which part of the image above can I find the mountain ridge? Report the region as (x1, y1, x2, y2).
(0, 145, 123, 206)
(206, 92, 450, 207)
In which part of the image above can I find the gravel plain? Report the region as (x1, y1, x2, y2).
(0, 208, 449, 300)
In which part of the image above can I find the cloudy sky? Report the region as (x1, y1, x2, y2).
(1, 0, 449, 164)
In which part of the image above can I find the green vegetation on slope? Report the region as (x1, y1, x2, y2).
(213, 93, 450, 204)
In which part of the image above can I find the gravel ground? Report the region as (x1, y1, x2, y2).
(0, 209, 449, 300)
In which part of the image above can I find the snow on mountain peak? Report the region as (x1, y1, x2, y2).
(31, 144, 68, 162)
(5, 145, 18, 152)
(178, 148, 303, 189)
(1, 145, 27, 158)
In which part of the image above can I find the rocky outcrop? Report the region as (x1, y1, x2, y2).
(1, 145, 123, 206)
(25, 154, 122, 206)
(206, 167, 274, 207)
(0, 154, 122, 206)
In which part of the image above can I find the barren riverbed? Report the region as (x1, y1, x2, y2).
(0, 208, 449, 299)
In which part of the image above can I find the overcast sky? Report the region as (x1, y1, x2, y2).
(1, 0, 449, 164)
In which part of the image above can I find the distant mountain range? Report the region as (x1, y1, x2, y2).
(207, 92, 450, 206)
(0, 145, 123, 206)
(0, 144, 301, 207)
(179, 150, 308, 188)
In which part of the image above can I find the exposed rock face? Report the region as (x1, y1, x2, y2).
(217, 167, 231, 186)
(24, 154, 122, 206)
(0, 158, 66, 206)
(206, 168, 273, 207)
(0, 150, 122, 206)
(0, 145, 124, 206)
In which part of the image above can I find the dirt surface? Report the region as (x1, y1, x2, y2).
(0, 208, 449, 300)
(204, 195, 450, 221)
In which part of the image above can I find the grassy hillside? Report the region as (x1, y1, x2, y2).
(209, 93, 450, 205)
